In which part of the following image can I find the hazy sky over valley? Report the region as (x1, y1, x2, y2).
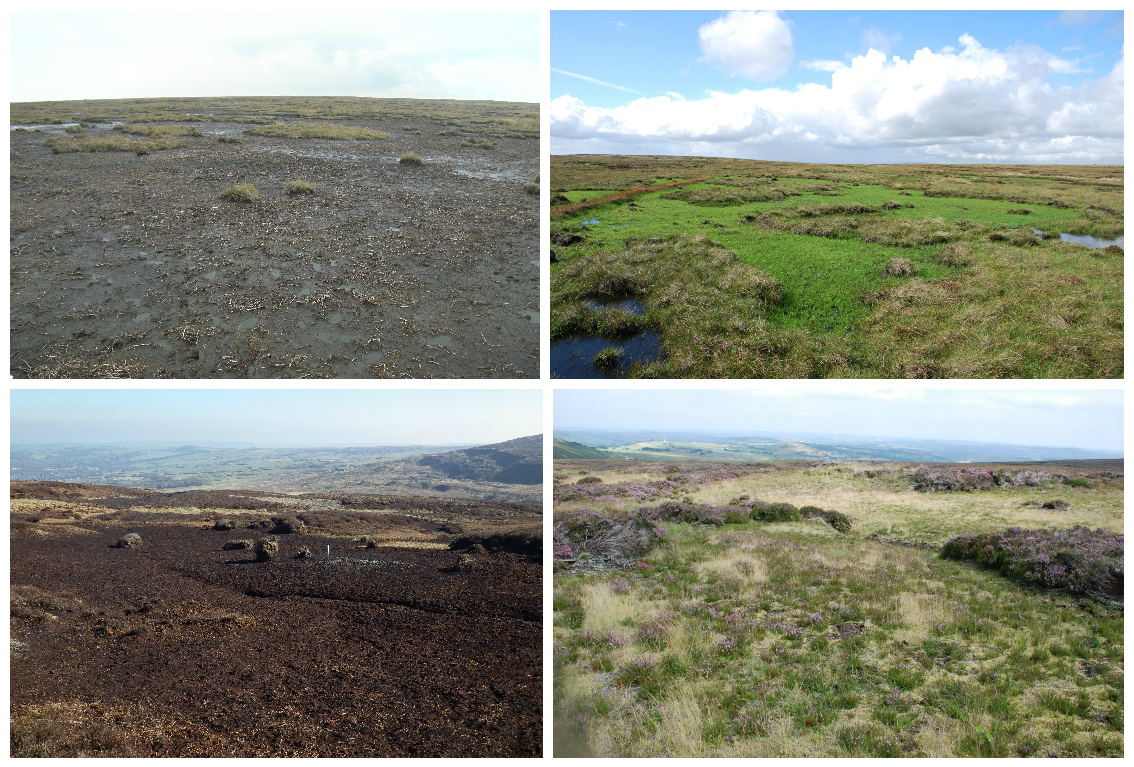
(11, 11, 539, 103)
(555, 388, 1123, 452)
(552, 10, 1123, 163)
(11, 389, 543, 448)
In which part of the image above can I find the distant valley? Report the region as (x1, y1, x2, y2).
(555, 430, 1121, 464)
(11, 435, 543, 503)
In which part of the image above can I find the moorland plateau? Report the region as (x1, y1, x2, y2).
(11, 97, 539, 378)
(550, 156, 1122, 378)
(11, 480, 541, 757)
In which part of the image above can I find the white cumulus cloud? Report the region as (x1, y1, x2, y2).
(698, 10, 794, 81)
(552, 34, 1124, 164)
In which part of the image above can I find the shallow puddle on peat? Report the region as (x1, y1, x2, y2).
(1059, 232, 1124, 249)
(551, 331, 664, 378)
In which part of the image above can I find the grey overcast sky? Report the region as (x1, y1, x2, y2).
(555, 389, 1123, 452)
(11, 10, 539, 103)
(11, 389, 543, 447)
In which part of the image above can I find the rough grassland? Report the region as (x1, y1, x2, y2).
(553, 460, 1123, 758)
(550, 156, 1123, 378)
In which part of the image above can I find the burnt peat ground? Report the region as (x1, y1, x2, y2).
(11, 97, 538, 378)
(11, 482, 541, 756)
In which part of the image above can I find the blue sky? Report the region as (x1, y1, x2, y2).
(552, 10, 1124, 163)
(11, 11, 539, 103)
(10, 389, 543, 448)
(554, 389, 1124, 452)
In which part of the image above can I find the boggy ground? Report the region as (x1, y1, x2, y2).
(552, 460, 1122, 757)
(550, 156, 1122, 379)
(11, 98, 539, 378)
(11, 482, 541, 756)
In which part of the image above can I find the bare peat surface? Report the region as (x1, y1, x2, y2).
(10, 110, 538, 378)
(11, 482, 541, 756)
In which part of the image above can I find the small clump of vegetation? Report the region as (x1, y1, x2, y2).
(223, 539, 254, 551)
(884, 257, 917, 276)
(115, 533, 142, 549)
(216, 136, 241, 144)
(285, 180, 316, 195)
(218, 184, 260, 203)
(461, 137, 495, 149)
(253, 537, 279, 562)
(245, 123, 388, 140)
(63, 124, 86, 134)
(399, 151, 424, 165)
(213, 519, 235, 531)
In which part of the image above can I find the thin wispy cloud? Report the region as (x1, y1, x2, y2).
(552, 67, 642, 94)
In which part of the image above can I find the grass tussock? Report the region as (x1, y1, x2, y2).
(245, 123, 389, 140)
(115, 124, 202, 138)
(285, 180, 316, 195)
(399, 151, 424, 165)
(218, 184, 260, 203)
(552, 234, 787, 377)
(216, 136, 241, 144)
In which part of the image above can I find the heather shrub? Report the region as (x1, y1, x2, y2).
(253, 537, 280, 562)
(940, 526, 1123, 595)
(799, 506, 853, 533)
(576, 476, 603, 485)
(213, 519, 235, 531)
(270, 516, 305, 534)
(294, 546, 313, 559)
(223, 539, 254, 551)
(752, 501, 800, 523)
(1064, 477, 1090, 488)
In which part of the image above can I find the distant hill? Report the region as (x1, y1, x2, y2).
(417, 435, 542, 485)
(553, 438, 615, 460)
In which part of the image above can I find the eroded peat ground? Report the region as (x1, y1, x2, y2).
(552, 460, 1123, 757)
(550, 156, 1122, 378)
(11, 482, 541, 756)
(11, 98, 539, 378)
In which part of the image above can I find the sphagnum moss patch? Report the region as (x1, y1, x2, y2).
(553, 458, 1123, 758)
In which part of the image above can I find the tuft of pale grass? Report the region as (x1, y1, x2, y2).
(580, 581, 654, 634)
(285, 180, 316, 195)
(218, 183, 260, 203)
(245, 123, 388, 140)
(399, 151, 424, 165)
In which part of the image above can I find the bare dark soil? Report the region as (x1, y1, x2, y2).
(11, 114, 538, 378)
(11, 483, 541, 756)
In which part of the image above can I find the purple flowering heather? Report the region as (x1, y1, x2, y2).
(941, 525, 1123, 595)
